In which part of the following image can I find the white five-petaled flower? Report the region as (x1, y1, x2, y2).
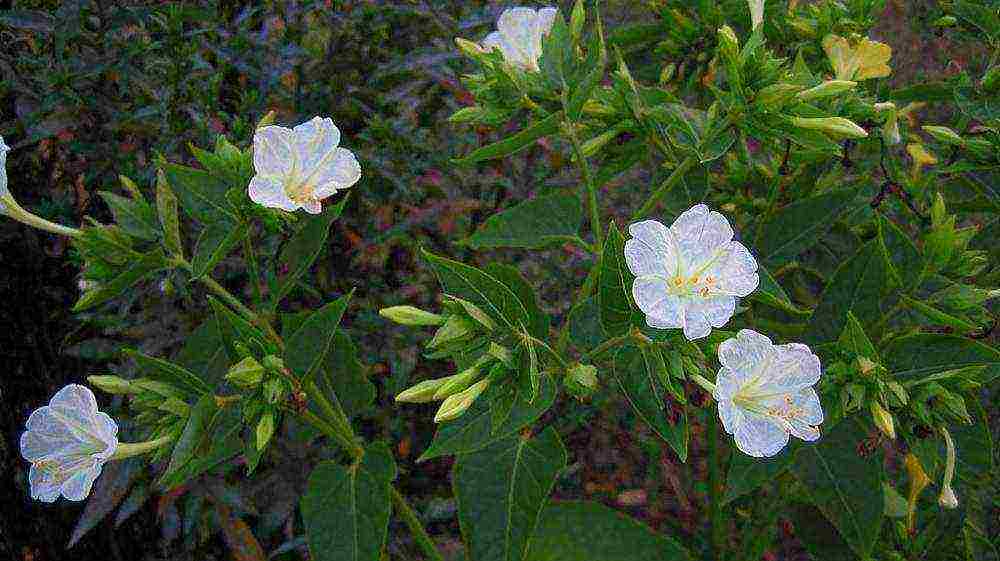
(249, 116, 361, 214)
(20, 384, 119, 502)
(714, 330, 824, 458)
(481, 6, 558, 72)
(625, 204, 760, 340)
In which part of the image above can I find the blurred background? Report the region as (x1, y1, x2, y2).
(0, 1, 995, 560)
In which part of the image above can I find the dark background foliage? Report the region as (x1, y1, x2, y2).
(1, 0, 996, 560)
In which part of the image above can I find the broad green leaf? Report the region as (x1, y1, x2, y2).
(790, 502, 856, 561)
(613, 345, 687, 461)
(877, 214, 923, 291)
(883, 333, 1000, 384)
(422, 250, 532, 335)
(160, 394, 219, 485)
(791, 418, 885, 559)
(158, 403, 243, 489)
(805, 241, 895, 345)
(723, 442, 799, 504)
(568, 296, 603, 351)
(598, 222, 634, 337)
(156, 170, 184, 258)
(462, 192, 583, 250)
(454, 428, 567, 561)
(301, 443, 396, 561)
(98, 191, 159, 241)
(454, 112, 563, 165)
(272, 197, 349, 307)
(901, 295, 978, 332)
(285, 292, 353, 382)
(161, 163, 236, 223)
(174, 320, 229, 391)
(312, 332, 376, 421)
(418, 375, 557, 462)
(757, 188, 860, 267)
(73, 248, 170, 311)
(125, 349, 211, 398)
(750, 265, 809, 317)
(483, 263, 550, 340)
(838, 311, 878, 360)
(525, 501, 692, 561)
(208, 297, 265, 364)
(190, 220, 248, 280)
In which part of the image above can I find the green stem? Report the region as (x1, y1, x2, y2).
(243, 233, 263, 308)
(706, 408, 724, 561)
(2, 196, 81, 237)
(690, 373, 717, 394)
(583, 329, 653, 361)
(525, 334, 569, 370)
(565, 120, 604, 254)
(187, 264, 284, 348)
(391, 487, 445, 561)
(631, 155, 698, 221)
(110, 435, 174, 461)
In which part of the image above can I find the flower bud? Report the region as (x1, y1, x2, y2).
(226, 356, 265, 389)
(570, 0, 586, 42)
(433, 356, 491, 400)
(795, 80, 857, 101)
(450, 297, 496, 332)
(87, 375, 135, 395)
(256, 411, 276, 451)
(434, 378, 490, 423)
(428, 315, 476, 349)
(755, 83, 806, 109)
(938, 427, 959, 509)
(875, 102, 901, 145)
(455, 37, 486, 59)
(791, 116, 868, 139)
(448, 107, 486, 124)
(717, 25, 740, 62)
(379, 306, 445, 326)
(263, 378, 286, 404)
(870, 402, 896, 439)
(396, 376, 456, 403)
(922, 125, 965, 146)
(565, 363, 598, 400)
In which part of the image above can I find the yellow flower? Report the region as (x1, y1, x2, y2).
(822, 34, 892, 81)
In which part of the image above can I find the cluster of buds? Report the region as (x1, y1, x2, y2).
(926, 194, 989, 278)
(224, 354, 292, 453)
(87, 375, 190, 460)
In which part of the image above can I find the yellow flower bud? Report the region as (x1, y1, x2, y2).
(434, 379, 490, 423)
(379, 306, 446, 326)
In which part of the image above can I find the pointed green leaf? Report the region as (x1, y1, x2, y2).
(454, 428, 567, 561)
(454, 112, 563, 165)
(158, 403, 243, 489)
(73, 248, 170, 311)
(98, 190, 159, 241)
(207, 296, 264, 364)
(285, 292, 353, 382)
(883, 333, 1000, 384)
(568, 296, 604, 351)
(838, 311, 878, 360)
(160, 394, 219, 485)
(462, 192, 583, 250)
(156, 170, 184, 258)
(126, 349, 211, 398)
(483, 263, 550, 340)
(301, 443, 396, 561)
(311, 331, 376, 421)
(757, 188, 860, 267)
(161, 163, 236, 223)
(598, 222, 634, 337)
(272, 197, 349, 307)
(190, 220, 248, 280)
(613, 345, 688, 461)
(525, 501, 692, 561)
(173, 320, 229, 391)
(877, 214, 923, 291)
(723, 442, 799, 504)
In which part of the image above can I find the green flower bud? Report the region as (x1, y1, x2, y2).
(434, 378, 491, 423)
(87, 375, 135, 395)
(570, 0, 586, 42)
(256, 411, 276, 451)
(717, 25, 740, 61)
(130, 379, 185, 400)
(565, 363, 598, 400)
(428, 315, 477, 349)
(396, 376, 457, 403)
(875, 102, 901, 145)
(659, 63, 677, 85)
(226, 356, 265, 389)
(448, 107, 486, 124)
(870, 402, 896, 440)
(933, 15, 957, 27)
(263, 378, 286, 405)
(434, 356, 492, 399)
(262, 354, 287, 373)
(939, 427, 959, 509)
(755, 83, 806, 108)
(791, 116, 868, 139)
(449, 297, 496, 332)
(379, 306, 446, 326)
(922, 125, 965, 146)
(795, 80, 857, 101)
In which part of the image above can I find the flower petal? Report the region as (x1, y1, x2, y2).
(61, 464, 102, 501)
(682, 304, 712, 340)
(733, 413, 790, 458)
(482, 31, 503, 53)
(311, 147, 362, 198)
(717, 329, 774, 375)
(671, 204, 735, 271)
(625, 220, 678, 278)
(248, 175, 298, 212)
(768, 343, 822, 391)
(710, 241, 759, 297)
(253, 126, 295, 177)
(293, 117, 342, 173)
(716, 396, 745, 434)
(301, 200, 323, 214)
(690, 295, 736, 328)
(29, 464, 60, 503)
(497, 7, 539, 69)
(632, 277, 684, 328)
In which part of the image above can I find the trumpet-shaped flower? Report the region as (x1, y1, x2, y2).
(249, 116, 361, 214)
(625, 204, 759, 340)
(481, 7, 558, 72)
(713, 330, 824, 458)
(20, 384, 119, 502)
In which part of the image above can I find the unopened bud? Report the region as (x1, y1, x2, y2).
(796, 80, 857, 101)
(396, 376, 456, 403)
(379, 306, 445, 326)
(755, 83, 806, 108)
(922, 125, 965, 146)
(226, 356, 265, 389)
(565, 363, 598, 399)
(717, 25, 740, 61)
(448, 107, 485, 124)
(870, 402, 896, 440)
(88, 375, 135, 395)
(938, 427, 959, 509)
(791, 116, 868, 139)
(570, 0, 586, 42)
(434, 378, 490, 423)
(450, 297, 496, 332)
(857, 356, 877, 375)
(428, 315, 476, 349)
(256, 411, 276, 451)
(455, 37, 486, 59)
(262, 355, 286, 373)
(263, 378, 286, 404)
(433, 357, 491, 399)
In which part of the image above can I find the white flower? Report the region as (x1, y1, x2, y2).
(249, 116, 361, 214)
(481, 7, 558, 72)
(624, 204, 759, 340)
(713, 330, 824, 458)
(20, 384, 119, 502)
(748, 0, 765, 30)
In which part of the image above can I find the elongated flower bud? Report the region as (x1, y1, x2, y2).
(870, 402, 896, 440)
(433, 356, 491, 400)
(791, 116, 868, 139)
(87, 375, 135, 395)
(455, 37, 486, 59)
(755, 83, 806, 108)
(922, 125, 965, 146)
(795, 80, 857, 101)
(434, 378, 491, 423)
(428, 315, 476, 349)
(396, 377, 456, 403)
(938, 427, 959, 509)
(379, 306, 446, 326)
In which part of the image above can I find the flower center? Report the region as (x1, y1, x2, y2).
(668, 274, 717, 298)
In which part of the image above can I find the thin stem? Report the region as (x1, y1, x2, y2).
(243, 233, 263, 308)
(391, 487, 445, 561)
(631, 155, 697, 221)
(565, 121, 604, 254)
(583, 329, 653, 361)
(2, 197, 81, 237)
(303, 379, 355, 445)
(706, 408, 724, 561)
(690, 373, 717, 394)
(189, 266, 284, 348)
(299, 409, 363, 460)
(110, 435, 174, 461)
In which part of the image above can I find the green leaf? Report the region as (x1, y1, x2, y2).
(757, 188, 860, 267)
(98, 191, 159, 241)
(174, 320, 229, 391)
(454, 112, 563, 165)
(301, 443, 396, 561)
(613, 345, 688, 461)
(750, 265, 809, 317)
(312, 332, 376, 420)
(877, 214, 923, 291)
(418, 375, 557, 462)
(454, 428, 567, 561)
(900, 295, 978, 332)
(126, 349, 211, 398)
(156, 170, 184, 258)
(462, 192, 583, 250)
(483, 263, 550, 340)
(208, 296, 264, 364)
(272, 197, 349, 307)
(73, 248, 170, 311)
(838, 311, 878, 360)
(805, 241, 895, 345)
(160, 395, 219, 485)
(790, 502, 856, 561)
(158, 403, 243, 489)
(568, 296, 604, 351)
(723, 443, 799, 504)
(161, 163, 236, 223)
(525, 501, 692, 561)
(190, 221, 248, 280)
(598, 222, 635, 337)
(883, 333, 1000, 384)
(791, 418, 885, 559)
(285, 292, 354, 382)
(422, 250, 533, 335)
